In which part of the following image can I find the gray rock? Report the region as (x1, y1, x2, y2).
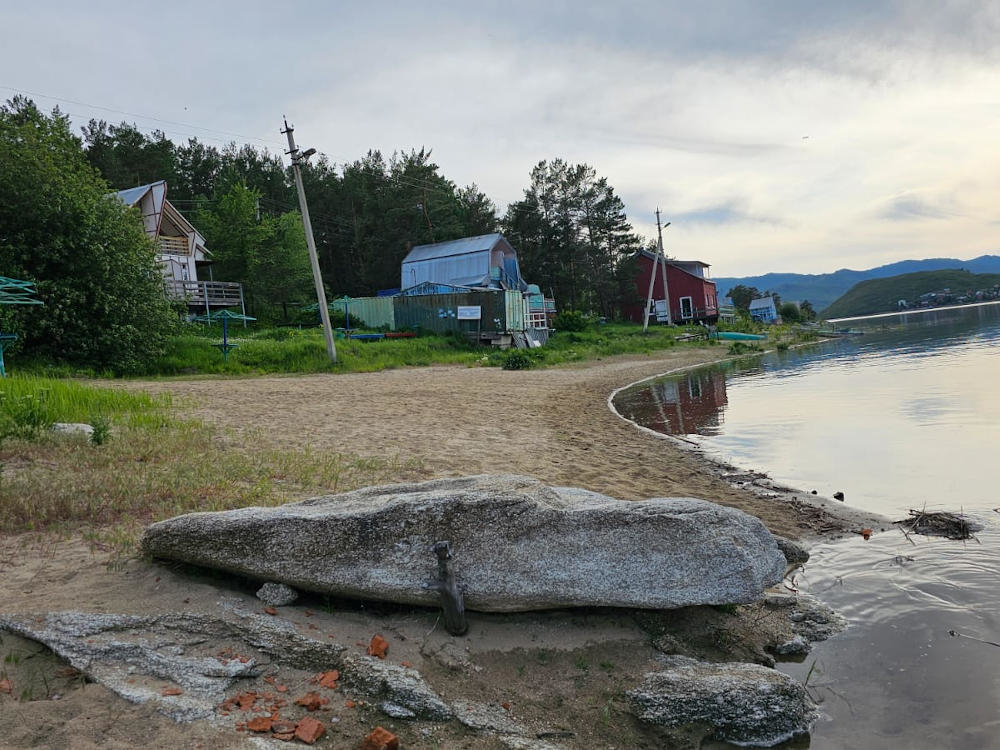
(340, 652, 452, 720)
(773, 535, 810, 566)
(774, 635, 811, 656)
(0, 610, 449, 724)
(255, 581, 298, 606)
(628, 655, 818, 747)
(452, 699, 530, 735)
(788, 593, 846, 642)
(51, 422, 94, 437)
(142, 475, 787, 612)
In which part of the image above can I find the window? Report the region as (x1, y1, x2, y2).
(680, 296, 694, 319)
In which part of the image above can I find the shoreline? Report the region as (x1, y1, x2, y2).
(605, 354, 889, 542)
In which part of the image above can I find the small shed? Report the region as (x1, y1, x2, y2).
(400, 233, 526, 291)
(748, 296, 779, 323)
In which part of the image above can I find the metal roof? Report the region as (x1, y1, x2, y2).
(113, 181, 166, 207)
(749, 296, 776, 310)
(402, 233, 505, 264)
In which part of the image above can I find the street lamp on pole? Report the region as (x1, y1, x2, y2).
(282, 119, 337, 363)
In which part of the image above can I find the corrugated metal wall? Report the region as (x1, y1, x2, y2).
(393, 290, 525, 334)
(334, 296, 395, 329)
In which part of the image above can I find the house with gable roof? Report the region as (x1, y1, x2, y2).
(113, 181, 245, 314)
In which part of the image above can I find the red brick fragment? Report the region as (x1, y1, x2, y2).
(502, 701, 511, 712)
(246, 716, 272, 733)
(161, 687, 183, 696)
(263, 675, 276, 685)
(0, 678, 12, 694)
(345, 699, 356, 708)
(294, 716, 326, 745)
(400, 661, 412, 669)
(366, 635, 389, 659)
(271, 720, 297, 734)
(360, 726, 400, 750)
(235, 691, 258, 711)
(295, 691, 329, 711)
(273, 732, 295, 742)
(276, 684, 288, 693)
(317, 670, 340, 689)
(264, 606, 277, 616)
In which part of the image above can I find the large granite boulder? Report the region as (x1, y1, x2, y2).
(141, 475, 786, 612)
(628, 655, 818, 747)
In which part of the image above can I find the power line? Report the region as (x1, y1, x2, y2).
(0, 85, 286, 148)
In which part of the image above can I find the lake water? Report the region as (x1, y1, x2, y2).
(613, 304, 1000, 749)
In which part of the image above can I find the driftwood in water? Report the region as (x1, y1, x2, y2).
(893, 509, 980, 540)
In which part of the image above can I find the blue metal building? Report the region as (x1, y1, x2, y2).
(400, 233, 527, 292)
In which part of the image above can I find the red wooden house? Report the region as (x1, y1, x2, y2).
(623, 250, 719, 324)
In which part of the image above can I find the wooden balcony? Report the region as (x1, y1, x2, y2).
(157, 236, 191, 255)
(165, 279, 244, 310)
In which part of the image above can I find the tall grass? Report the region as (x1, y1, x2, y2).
(0, 376, 169, 428)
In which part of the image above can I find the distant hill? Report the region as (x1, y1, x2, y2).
(822, 270, 1000, 319)
(713, 255, 1000, 312)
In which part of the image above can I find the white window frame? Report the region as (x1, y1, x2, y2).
(679, 296, 694, 319)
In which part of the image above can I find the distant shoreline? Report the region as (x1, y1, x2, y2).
(829, 298, 1000, 324)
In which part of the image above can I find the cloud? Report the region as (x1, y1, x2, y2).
(878, 195, 958, 222)
(3, 1, 1000, 277)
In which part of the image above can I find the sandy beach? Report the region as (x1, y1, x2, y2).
(0, 348, 876, 748)
(124, 348, 868, 540)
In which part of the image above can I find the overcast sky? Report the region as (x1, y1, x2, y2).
(3, 1, 998, 276)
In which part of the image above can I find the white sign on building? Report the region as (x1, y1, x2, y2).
(457, 306, 482, 320)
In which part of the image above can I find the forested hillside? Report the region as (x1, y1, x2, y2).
(822, 270, 1000, 318)
(715, 255, 1000, 312)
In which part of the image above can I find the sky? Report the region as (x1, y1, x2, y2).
(2, 0, 998, 277)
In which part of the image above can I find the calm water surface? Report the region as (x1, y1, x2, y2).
(614, 304, 1000, 749)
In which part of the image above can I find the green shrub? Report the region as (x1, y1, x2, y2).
(502, 349, 534, 370)
(553, 310, 589, 332)
(89, 414, 111, 445)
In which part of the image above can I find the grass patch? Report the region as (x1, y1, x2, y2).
(0, 376, 169, 430)
(0, 376, 422, 556)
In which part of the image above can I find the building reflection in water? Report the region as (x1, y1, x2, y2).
(619, 368, 728, 437)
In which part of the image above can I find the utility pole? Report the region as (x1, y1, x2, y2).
(642, 209, 672, 331)
(282, 117, 336, 363)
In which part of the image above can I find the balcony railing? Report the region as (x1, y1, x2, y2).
(165, 279, 244, 310)
(157, 236, 191, 255)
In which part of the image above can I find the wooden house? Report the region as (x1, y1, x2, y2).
(624, 250, 719, 324)
(748, 296, 779, 323)
(113, 181, 245, 314)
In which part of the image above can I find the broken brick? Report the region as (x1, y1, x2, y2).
(246, 716, 272, 733)
(273, 732, 295, 742)
(276, 684, 288, 693)
(345, 699, 356, 709)
(502, 701, 511, 712)
(400, 661, 412, 669)
(317, 670, 340, 689)
(366, 635, 389, 659)
(295, 691, 329, 711)
(294, 716, 326, 745)
(360, 726, 400, 750)
(271, 720, 297, 734)
(264, 606, 277, 616)
(0, 678, 12, 694)
(161, 687, 183, 697)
